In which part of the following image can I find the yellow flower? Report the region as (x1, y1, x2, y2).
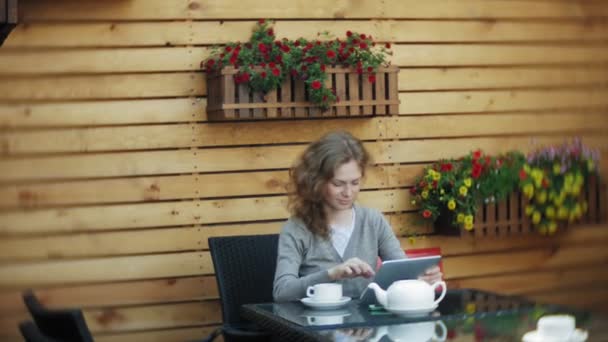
(465, 303, 476, 314)
(557, 207, 568, 219)
(523, 183, 534, 199)
(464, 222, 474, 231)
(447, 200, 456, 211)
(535, 190, 547, 204)
(457, 213, 465, 223)
(464, 215, 474, 225)
(523, 164, 531, 173)
(440, 189, 445, 195)
(553, 163, 561, 175)
(548, 221, 557, 235)
(464, 178, 472, 188)
(432, 172, 441, 181)
(410, 199, 416, 205)
(532, 211, 541, 224)
(588, 159, 595, 171)
(459, 186, 468, 197)
(421, 190, 429, 199)
(545, 206, 555, 219)
(525, 205, 535, 216)
(572, 185, 581, 196)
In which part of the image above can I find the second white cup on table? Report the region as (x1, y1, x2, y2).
(306, 283, 342, 302)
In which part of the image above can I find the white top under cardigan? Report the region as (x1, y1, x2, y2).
(273, 205, 406, 302)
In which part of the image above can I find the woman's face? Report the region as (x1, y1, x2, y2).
(322, 159, 362, 212)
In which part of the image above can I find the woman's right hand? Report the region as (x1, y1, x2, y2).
(328, 257, 375, 281)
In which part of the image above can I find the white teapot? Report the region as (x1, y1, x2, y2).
(368, 320, 447, 342)
(367, 279, 447, 311)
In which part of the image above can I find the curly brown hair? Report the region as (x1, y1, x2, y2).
(287, 131, 370, 239)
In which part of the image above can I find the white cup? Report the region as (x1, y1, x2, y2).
(537, 315, 575, 341)
(306, 283, 342, 302)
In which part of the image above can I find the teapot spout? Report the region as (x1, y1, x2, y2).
(367, 282, 387, 308)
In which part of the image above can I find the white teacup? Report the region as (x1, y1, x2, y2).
(537, 315, 575, 341)
(306, 283, 342, 302)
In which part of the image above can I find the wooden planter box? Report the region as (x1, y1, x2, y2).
(434, 176, 606, 238)
(206, 66, 400, 120)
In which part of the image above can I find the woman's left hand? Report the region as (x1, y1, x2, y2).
(418, 265, 442, 284)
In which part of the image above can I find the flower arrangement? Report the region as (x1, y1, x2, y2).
(202, 20, 393, 109)
(519, 139, 600, 235)
(410, 150, 525, 231)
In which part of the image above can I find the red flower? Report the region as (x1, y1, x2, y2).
(225, 46, 232, 52)
(301, 65, 307, 71)
(281, 45, 290, 53)
(311, 80, 322, 90)
(519, 169, 527, 181)
(385, 42, 391, 49)
(272, 68, 280, 76)
(357, 68, 363, 75)
(258, 43, 267, 53)
(409, 187, 417, 195)
(472, 163, 482, 179)
(346, 30, 352, 37)
(422, 210, 432, 219)
(419, 181, 427, 188)
(440, 163, 453, 172)
(267, 28, 274, 36)
(320, 64, 326, 72)
(472, 150, 482, 160)
(542, 178, 549, 188)
(260, 71, 267, 78)
(360, 42, 368, 49)
(258, 19, 265, 24)
(353, 39, 360, 44)
(367, 66, 373, 73)
(432, 180, 438, 188)
(368, 75, 376, 83)
(326, 50, 336, 58)
(260, 62, 266, 67)
(241, 72, 250, 82)
(269, 62, 276, 68)
(360, 34, 366, 39)
(294, 40, 301, 47)
(316, 40, 321, 46)
(205, 59, 215, 69)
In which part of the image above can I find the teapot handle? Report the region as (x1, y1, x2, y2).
(431, 281, 447, 306)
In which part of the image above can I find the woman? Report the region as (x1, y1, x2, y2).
(273, 131, 441, 302)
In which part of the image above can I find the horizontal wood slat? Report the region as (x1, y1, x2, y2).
(399, 88, 608, 114)
(0, 98, 206, 128)
(18, 0, 608, 20)
(0, 190, 407, 235)
(0, 165, 394, 208)
(450, 264, 608, 296)
(2, 92, 607, 128)
(6, 20, 608, 48)
(2, 67, 608, 101)
(2, 45, 608, 74)
(2, 235, 607, 287)
(1, 135, 606, 182)
(2, 112, 607, 155)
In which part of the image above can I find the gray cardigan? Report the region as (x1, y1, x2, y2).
(273, 205, 406, 301)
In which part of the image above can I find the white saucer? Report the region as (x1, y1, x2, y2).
(522, 329, 588, 342)
(300, 297, 351, 310)
(301, 308, 351, 317)
(385, 304, 438, 317)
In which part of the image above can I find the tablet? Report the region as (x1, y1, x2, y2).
(359, 255, 441, 305)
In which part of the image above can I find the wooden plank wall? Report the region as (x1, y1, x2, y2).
(0, 0, 608, 340)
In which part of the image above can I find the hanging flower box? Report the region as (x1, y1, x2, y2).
(206, 66, 399, 120)
(202, 20, 399, 121)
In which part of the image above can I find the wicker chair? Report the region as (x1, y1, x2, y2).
(204, 234, 279, 342)
(22, 290, 94, 342)
(19, 321, 59, 342)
